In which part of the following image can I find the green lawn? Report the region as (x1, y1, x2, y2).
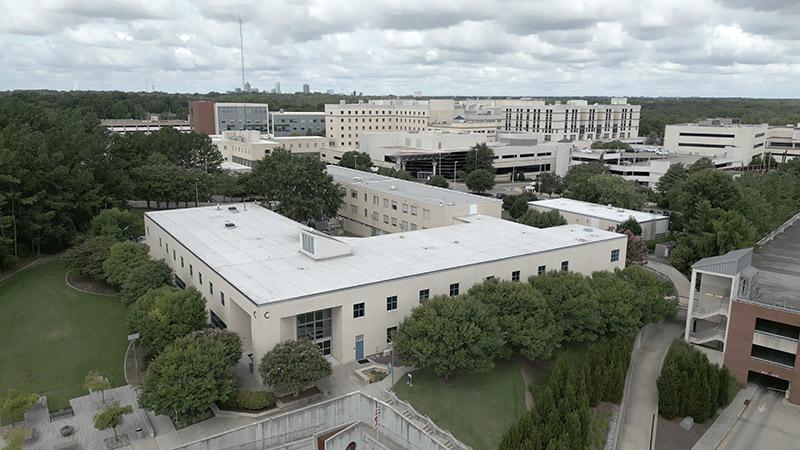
(0, 260, 129, 415)
(393, 358, 527, 450)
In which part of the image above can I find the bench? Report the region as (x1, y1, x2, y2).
(53, 440, 80, 450)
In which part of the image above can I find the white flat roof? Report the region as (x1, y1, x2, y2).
(529, 198, 666, 223)
(146, 205, 625, 306)
(327, 165, 499, 208)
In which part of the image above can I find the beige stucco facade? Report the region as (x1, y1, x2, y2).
(529, 198, 669, 240)
(663, 120, 767, 162)
(213, 130, 332, 168)
(144, 207, 626, 367)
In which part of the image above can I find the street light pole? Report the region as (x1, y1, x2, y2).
(390, 341, 395, 392)
(195, 180, 199, 207)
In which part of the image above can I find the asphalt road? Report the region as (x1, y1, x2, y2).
(718, 388, 800, 450)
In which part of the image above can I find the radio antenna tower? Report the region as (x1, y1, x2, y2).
(239, 13, 248, 130)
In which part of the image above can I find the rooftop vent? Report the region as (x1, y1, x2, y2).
(225, 222, 236, 228)
(353, 176, 362, 182)
(228, 206, 238, 211)
(583, 228, 593, 232)
(389, 185, 397, 190)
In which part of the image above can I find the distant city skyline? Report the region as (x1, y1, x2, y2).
(2, 1, 800, 98)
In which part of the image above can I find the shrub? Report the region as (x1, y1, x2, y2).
(219, 390, 276, 411)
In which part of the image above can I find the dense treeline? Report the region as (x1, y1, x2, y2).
(499, 336, 634, 450)
(6, 91, 799, 138)
(394, 267, 676, 379)
(0, 90, 379, 121)
(657, 340, 736, 423)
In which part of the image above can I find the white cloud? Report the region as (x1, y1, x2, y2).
(1, 0, 800, 96)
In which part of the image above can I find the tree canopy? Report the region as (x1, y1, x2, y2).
(93, 401, 133, 440)
(393, 295, 505, 379)
(90, 208, 144, 240)
(465, 168, 495, 193)
(244, 148, 344, 223)
(258, 338, 332, 396)
(102, 241, 151, 288)
(567, 173, 648, 210)
(519, 209, 567, 228)
(128, 286, 207, 356)
(120, 259, 174, 308)
(426, 175, 450, 189)
(338, 151, 373, 171)
(464, 143, 495, 174)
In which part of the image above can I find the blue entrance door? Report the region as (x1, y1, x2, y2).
(355, 335, 364, 360)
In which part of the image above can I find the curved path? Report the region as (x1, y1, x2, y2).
(616, 262, 688, 450)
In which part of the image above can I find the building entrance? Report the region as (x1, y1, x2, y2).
(748, 370, 790, 392)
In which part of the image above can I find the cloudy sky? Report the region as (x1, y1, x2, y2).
(2, 0, 799, 97)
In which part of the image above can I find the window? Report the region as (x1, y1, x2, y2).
(512, 270, 520, 282)
(372, 211, 379, 220)
(174, 275, 186, 289)
(391, 201, 397, 210)
(209, 282, 214, 295)
(384, 214, 389, 224)
(353, 303, 365, 318)
(199, 272, 203, 285)
(173, 249, 176, 260)
(302, 233, 315, 254)
(449, 283, 459, 296)
(180, 256, 184, 268)
(561, 261, 569, 271)
(373, 195, 379, 205)
(411, 206, 418, 216)
(419, 289, 430, 300)
(350, 204, 357, 213)
(402, 204, 408, 213)
(189, 264, 193, 276)
(351, 189, 357, 198)
(387, 296, 398, 311)
(401, 220, 408, 230)
(391, 217, 397, 227)
(387, 326, 398, 343)
(165, 243, 169, 253)
(159, 237, 162, 247)
(423, 209, 430, 219)
(411, 223, 417, 230)
(538, 265, 546, 275)
(611, 249, 620, 262)
(383, 198, 389, 208)
(364, 208, 368, 217)
(220, 291, 225, 305)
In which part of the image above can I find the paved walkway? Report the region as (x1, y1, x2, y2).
(693, 383, 758, 450)
(616, 261, 689, 450)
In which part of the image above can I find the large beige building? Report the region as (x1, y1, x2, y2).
(529, 198, 669, 240)
(502, 98, 640, 141)
(324, 99, 456, 150)
(663, 119, 768, 163)
(144, 205, 626, 366)
(327, 165, 502, 236)
(213, 130, 333, 168)
(765, 124, 800, 161)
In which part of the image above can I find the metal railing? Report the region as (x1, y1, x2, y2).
(689, 326, 725, 344)
(49, 407, 74, 422)
(693, 301, 728, 319)
(384, 390, 473, 450)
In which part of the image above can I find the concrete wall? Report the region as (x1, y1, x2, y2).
(145, 214, 625, 365)
(175, 393, 453, 450)
(528, 205, 667, 240)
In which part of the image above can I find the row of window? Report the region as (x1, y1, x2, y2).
(160, 236, 228, 306)
(331, 109, 428, 116)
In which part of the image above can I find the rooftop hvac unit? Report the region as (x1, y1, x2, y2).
(225, 222, 236, 228)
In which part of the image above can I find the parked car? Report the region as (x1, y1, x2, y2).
(495, 192, 506, 199)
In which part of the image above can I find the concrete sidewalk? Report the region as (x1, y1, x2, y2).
(646, 260, 691, 306)
(691, 383, 758, 450)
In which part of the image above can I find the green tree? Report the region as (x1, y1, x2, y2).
(61, 235, 119, 280)
(84, 370, 112, 403)
(509, 192, 537, 219)
(128, 286, 207, 356)
(258, 339, 332, 396)
(569, 173, 648, 210)
(0, 426, 33, 450)
(0, 389, 39, 423)
(529, 271, 600, 343)
(93, 401, 133, 441)
(465, 279, 560, 361)
(465, 168, 495, 193)
(623, 230, 648, 266)
(676, 169, 742, 221)
(656, 162, 688, 209)
(426, 175, 449, 189)
(120, 259, 173, 308)
(563, 162, 610, 194)
(187, 328, 243, 368)
(138, 332, 238, 421)
(464, 143, 495, 174)
(245, 148, 344, 223)
(688, 157, 715, 174)
(536, 172, 563, 195)
(90, 208, 143, 240)
(615, 217, 642, 236)
(519, 209, 567, 228)
(102, 241, 150, 288)
(393, 295, 504, 379)
(590, 271, 641, 337)
(616, 265, 678, 324)
(339, 151, 373, 171)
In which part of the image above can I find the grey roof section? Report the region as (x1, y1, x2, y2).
(145, 205, 625, 306)
(691, 248, 753, 276)
(327, 165, 500, 208)
(750, 219, 800, 312)
(529, 198, 666, 224)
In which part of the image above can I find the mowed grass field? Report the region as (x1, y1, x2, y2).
(0, 259, 128, 414)
(393, 358, 527, 450)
